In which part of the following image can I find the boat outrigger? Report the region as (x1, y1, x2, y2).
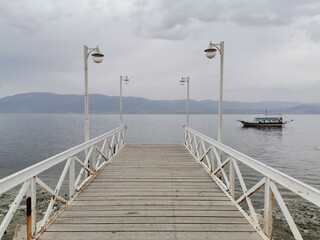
(237, 117, 293, 127)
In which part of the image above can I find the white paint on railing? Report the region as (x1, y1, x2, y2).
(184, 126, 320, 240)
(185, 126, 320, 207)
(0, 126, 125, 195)
(0, 125, 126, 240)
(1, 125, 318, 240)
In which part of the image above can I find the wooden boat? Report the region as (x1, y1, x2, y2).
(237, 117, 293, 127)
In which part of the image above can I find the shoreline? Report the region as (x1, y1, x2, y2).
(1, 192, 319, 240)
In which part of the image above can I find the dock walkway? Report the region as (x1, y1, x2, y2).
(39, 144, 262, 240)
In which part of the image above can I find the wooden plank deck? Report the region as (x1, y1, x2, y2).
(39, 144, 262, 240)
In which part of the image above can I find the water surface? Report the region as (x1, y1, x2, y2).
(0, 113, 319, 191)
(0, 113, 319, 240)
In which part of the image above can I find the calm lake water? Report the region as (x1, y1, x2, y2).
(0, 113, 319, 190)
(0, 113, 319, 240)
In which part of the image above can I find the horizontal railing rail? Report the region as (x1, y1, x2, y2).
(184, 126, 320, 240)
(0, 125, 126, 240)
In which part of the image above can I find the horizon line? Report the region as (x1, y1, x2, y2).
(1, 91, 319, 105)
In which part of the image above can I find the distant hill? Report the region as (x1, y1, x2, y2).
(0, 92, 319, 114)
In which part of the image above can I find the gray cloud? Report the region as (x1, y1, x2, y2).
(0, 2, 39, 34)
(126, 0, 320, 40)
(302, 19, 320, 42)
(128, 0, 225, 40)
(0, 0, 319, 103)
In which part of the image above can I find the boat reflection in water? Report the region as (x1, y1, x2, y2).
(237, 117, 293, 128)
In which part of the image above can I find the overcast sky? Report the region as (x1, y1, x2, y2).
(0, 0, 319, 103)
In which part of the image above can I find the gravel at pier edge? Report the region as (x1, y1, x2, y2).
(1, 193, 319, 240)
(0, 191, 66, 240)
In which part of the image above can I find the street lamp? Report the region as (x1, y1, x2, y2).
(204, 41, 224, 143)
(83, 45, 104, 144)
(120, 75, 129, 125)
(179, 76, 190, 126)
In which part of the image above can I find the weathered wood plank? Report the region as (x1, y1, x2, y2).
(65, 205, 237, 211)
(39, 231, 261, 240)
(75, 196, 230, 201)
(79, 192, 227, 197)
(78, 188, 224, 192)
(39, 144, 262, 240)
(59, 210, 243, 218)
(70, 200, 234, 206)
(92, 180, 213, 183)
(46, 223, 255, 232)
(54, 216, 248, 224)
(78, 183, 219, 188)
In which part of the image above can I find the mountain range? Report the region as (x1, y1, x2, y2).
(0, 92, 319, 114)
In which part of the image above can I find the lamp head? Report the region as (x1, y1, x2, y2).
(124, 76, 130, 84)
(91, 46, 104, 63)
(91, 52, 104, 63)
(204, 41, 217, 59)
(179, 77, 186, 86)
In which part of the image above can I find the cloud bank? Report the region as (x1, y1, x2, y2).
(0, 0, 319, 103)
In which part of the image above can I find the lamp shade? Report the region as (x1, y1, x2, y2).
(204, 41, 217, 59)
(179, 79, 186, 86)
(204, 48, 217, 59)
(91, 53, 104, 63)
(124, 76, 130, 84)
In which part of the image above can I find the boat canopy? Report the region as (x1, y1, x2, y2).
(254, 117, 282, 120)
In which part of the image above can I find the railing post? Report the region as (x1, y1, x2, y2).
(26, 177, 36, 240)
(69, 156, 75, 198)
(210, 147, 214, 173)
(117, 132, 122, 150)
(119, 130, 123, 147)
(229, 158, 235, 198)
(264, 177, 274, 239)
(92, 145, 97, 173)
(110, 134, 115, 156)
(186, 130, 190, 150)
(105, 138, 109, 158)
(123, 128, 126, 146)
(85, 158, 90, 178)
(189, 134, 193, 153)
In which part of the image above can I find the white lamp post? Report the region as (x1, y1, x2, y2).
(120, 75, 129, 125)
(204, 41, 224, 143)
(83, 45, 104, 144)
(83, 45, 103, 175)
(179, 77, 190, 126)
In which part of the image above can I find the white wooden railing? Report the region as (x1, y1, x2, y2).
(184, 126, 320, 240)
(0, 125, 126, 240)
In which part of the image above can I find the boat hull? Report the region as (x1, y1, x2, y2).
(240, 121, 284, 127)
(237, 118, 292, 128)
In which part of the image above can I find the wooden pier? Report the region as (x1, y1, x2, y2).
(38, 144, 261, 240)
